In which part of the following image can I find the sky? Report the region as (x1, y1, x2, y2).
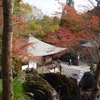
(23, 0, 97, 16)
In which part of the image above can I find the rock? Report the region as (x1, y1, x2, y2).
(41, 73, 81, 100)
(79, 72, 94, 91)
(25, 68, 38, 75)
(23, 74, 59, 100)
(27, 92, 34, 98)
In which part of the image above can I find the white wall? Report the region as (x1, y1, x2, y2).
(22, 61, 37, 71)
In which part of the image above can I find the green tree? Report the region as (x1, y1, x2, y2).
(14, 1, 43, 21)
(29, 21, 42, 31)
(34, 15, 59, 38)
(66, 0, 74, 6)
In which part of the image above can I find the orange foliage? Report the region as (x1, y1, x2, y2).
(64, 5, 77, 14)
(12, 37, 37, 61)
(44, 27, 79, 47)
(12, 15, 33, 61)
(62, 6, 100, 33)
(44, 5, 100, 57)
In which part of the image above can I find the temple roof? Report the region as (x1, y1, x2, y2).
(27, 35, 66, 56)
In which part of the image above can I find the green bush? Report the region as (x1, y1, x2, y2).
(0, 78, 32, 100)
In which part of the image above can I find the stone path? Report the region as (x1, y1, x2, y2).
(60, 62, 90, 82)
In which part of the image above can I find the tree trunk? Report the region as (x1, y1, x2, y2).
(1, 0, 14, 100)
(90, 60, 100, 100)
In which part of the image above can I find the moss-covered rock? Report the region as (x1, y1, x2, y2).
(23, 69, 81, 100)
(23, 73, 58, 100)
(41, 73, 81, 100)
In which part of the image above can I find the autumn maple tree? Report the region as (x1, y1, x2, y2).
(44, 2, 100, 100)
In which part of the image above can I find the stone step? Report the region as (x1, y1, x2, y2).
(77, 71, 85, 83)
(80, 71, 84, 73)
